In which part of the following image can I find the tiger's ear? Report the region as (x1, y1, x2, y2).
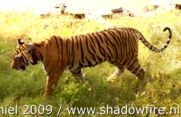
(18, 38, 25, 45)
(28, 37, 32, 42)
(27, 44, 35, 53)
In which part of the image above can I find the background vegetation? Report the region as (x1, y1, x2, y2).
(0, 10, 181, 116)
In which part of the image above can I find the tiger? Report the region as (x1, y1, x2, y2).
(11, 27, 172, 97)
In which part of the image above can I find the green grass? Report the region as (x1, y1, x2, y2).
(0, 10, 181, 116)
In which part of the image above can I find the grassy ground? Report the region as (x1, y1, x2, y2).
(0, 10, 181, 116)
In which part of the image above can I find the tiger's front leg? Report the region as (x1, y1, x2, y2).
(44, 73, 61, 97)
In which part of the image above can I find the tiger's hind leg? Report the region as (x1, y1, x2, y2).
(127, 60, 145, 81)
(126, 58, 147, 93)
(70, 68, 86, 83)
(107, 64, 125, 83)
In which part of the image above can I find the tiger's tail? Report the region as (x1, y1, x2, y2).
(137, 27, 172, 53)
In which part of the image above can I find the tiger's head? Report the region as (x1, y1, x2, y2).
(11, 39, 38, 71)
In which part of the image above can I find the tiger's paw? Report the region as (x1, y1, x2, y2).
(106, 75, 118, 83)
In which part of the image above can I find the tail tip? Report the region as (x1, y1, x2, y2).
(163, 27, 170, 32)
(163, 27, 172, 38)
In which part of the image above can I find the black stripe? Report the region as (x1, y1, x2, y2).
(79, 36, 85, 64)
(132, 65, 141, 74)
(97, 33, 112, 61)
(95, 32, 104, 43)
(85, 35, 95, 60)
(20, 46, 25, 50)
(55, 37, 63, 72)
(106, 46, 113, 60)
(102, 31, 118, 59)
(55, 37, 60, 71)
(95, 32, 113, 59)
(112, 29, 122, 46)
(121, 28, 128, 39)
(60, 37, 63, 60)
(48, 39, 52, 47)
(88, 33, 96, 47)
(127, 56, 137, 70)
(108, 30, 120, 47)
(88, 33, 102, 63)
(71, 37, 75, 64)
(21, 55, 28, 65)
(125, 48, 134, 67)
(79, 62, 83, 67)
(66, 39, 71, 63)
(16, 50, 20, 54)
(85, 57, 93, 67)
(55, 36, 59, 48)
(70, 37, 76, 69)
(123, 29, 129, 39)
(87, 35, 97, 55)
(90, 40, 102, 62)
(75, 36, 79, 50)
(92, 33, 106, 61)
(88, 33, 104, 62)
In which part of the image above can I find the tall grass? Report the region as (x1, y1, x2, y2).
(0, 10, 181, 116)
